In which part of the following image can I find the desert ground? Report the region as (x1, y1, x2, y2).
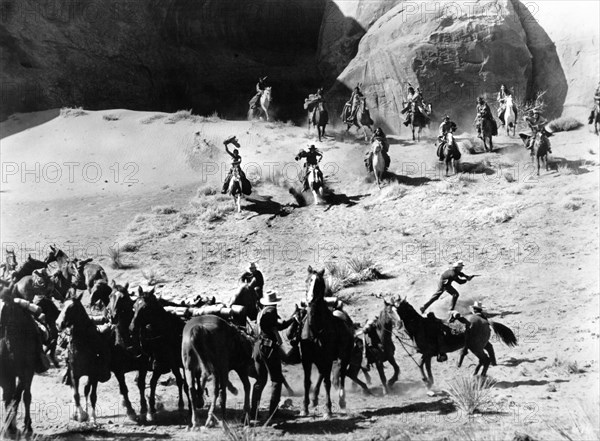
(0, 108, 599, 440)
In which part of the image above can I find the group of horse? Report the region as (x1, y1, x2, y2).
(1, 247, 519, 435)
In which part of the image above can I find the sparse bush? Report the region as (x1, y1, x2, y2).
(325, 257, 383, 294)
(140, 114, 166, 124)
(557, 164, 575, 175)
(504, 172, 516, 183)
(165, 109, 202, 124)
(108, 246, 123, 269)
(197, 185, 217, 197)
(151, 205, 178, 215)
(446, 375, 497, 415)
(459, 139, 477, 155)
(142, 268, 158, 285)
(547, 117, 583, 132)
(60, 107, 87, 117)
(562, 196, 583, 211)
(103, 113, 120, 121)
(120, 242, 139, 252)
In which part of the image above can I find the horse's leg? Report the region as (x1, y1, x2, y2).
(72, 376, 88, 422)
(147, 370, 161, 422)
(22, 376, 33, 434)
(321, 362, 333, 418)
(3, 376, 17, 433)
(388, 356, 400, 386)
(219, 371, 228, 421)
(375, 361, 388, 395)
(301, 359, 311, 417)
(172, 366, 185, 411)
(115, 370, 136, 421)
(418, 356, 429, 387)
(457, 346, 469, 368)
(136, 368, 148, 423)
(237, 371, 251, 418)
(182, 365, 197, 428)
(338, 357, 348, 410)
(471, 348, 490, 376)
(90, 381, 98, 424)
(282, 374, 294, 396)
(83, 381, 92, 420)
(312, 374, 322, 408)
(425, 357, 434, 388)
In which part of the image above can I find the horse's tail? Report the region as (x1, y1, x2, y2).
(490, 321, 518, 347)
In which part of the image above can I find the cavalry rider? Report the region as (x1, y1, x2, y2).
(524, 109, 552, 153)
(221, 135, 251, 195)
(420, 260, 475, 314)
(295, 145, 323, 192)
(402, 85, 425, 126)
(249, 76, 268, 110)
(365, 127, 391, 171)
(475, 96, 496, 138)
(240, 262, 265, 295)
(450, 301, 497, 366)
(496, 84, 517, 124)
(344, 84, 364, 123)
(436, 115, 457, 160)
(306, 87, 325, 124)
(250, 290, 295, 421)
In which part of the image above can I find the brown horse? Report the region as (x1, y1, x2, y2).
(10, 254, 50, 282)
(0, 285, 39, 436)
(105, 282, 150, 422)
(392, 297, 517, 388)
(182, 315, 254, 428)
(408, 102, 432, 141)
(589, 103, 600, 135)
(130, 286, 186, 422)
(69, 258, 109, 299)
(480, 117, 495, 152)
(308, 102, 329, 142)
(293, 266, 353, 417)
(56, 291, 112, 423)
(344, 97, 374, 141)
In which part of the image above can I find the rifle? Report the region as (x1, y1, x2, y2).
(469, 274, 481, 280)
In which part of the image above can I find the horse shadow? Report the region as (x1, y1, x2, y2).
(323, 191, 368, 209)
(51, 428, 171, 439)
(274, 415, 362, 434)
(385, 171, 433, 186)
(360, 398, 456, 417)
(458, 162, 496, 175)
(501, 356, 547, 367)
(243, 194, 285, 217)
(494, 379, 569, 389)
(547, 157, 593, 175)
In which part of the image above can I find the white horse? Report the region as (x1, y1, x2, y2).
(504, 95, 516, 136)
(228, 167, 243, 213)
(307, 164, 324, 205)
(371, 140, 386, 188)
(248, 87, 272, 121)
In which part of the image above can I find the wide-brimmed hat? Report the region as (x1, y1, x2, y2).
(470, 301, 485, 312)
(260, 290, 282, 306)
(453, 260, 465, 268)
(308, 145, 317, 151)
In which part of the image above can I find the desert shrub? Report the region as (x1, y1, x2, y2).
(140, 114, 166, 124)
(547, 117, 583, 132)
(165, 109, 202, 124)
(103, 113, 120, 121)
(446, 375, 497, 415)
(108, 246, 123, 269)
(325, 257, 383, 294)
(197, 185, 217, 197)
(60, 107, 87, 117)
(562, 196, 583, 211)
(151, 205, 178, 215)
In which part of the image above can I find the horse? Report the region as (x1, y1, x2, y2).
(248, 87, 272, 121)
(360, 301, 401, 395)
(130, 286, 186, 421)
(228, 166, 243, 213)
(307, 164, 324, 205)
(69, 258, 109, 299)
(14, 269, 63, 303)
(229, 282, 260, 325)
(10, 254, 49, 282)
(105, 281, 150, 422)
(409, 103, 431, 141)
(480, 117, 495, 152)
(344, 97, 373, 141)
(371, 139, 386, 188)
(56, 291, 112, 423)
(442, 132, 461, 176)
(589, 103, 600, 135)
(308, 102, 328, 142)
(391, 297, 517, 388)
(1, 249, 18, 280)
(0, 286, 39, 435)
(503, 95, 517, 136)
(530, 131, 551, 176)
(182, 315, 255, 428)
(293, 266, 353, 417)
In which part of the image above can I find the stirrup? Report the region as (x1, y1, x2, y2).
(437, 354, 448, 362)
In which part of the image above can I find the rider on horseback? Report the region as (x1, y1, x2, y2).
(496, 84, 517, 125)
(249, 76, 268, 110)
(436, 115, 457, 160)
(295, 145, 323, 192)
(475, 96, 497, 138)
(524, 110, 552, 153)
(449, 301, 497, 366)
(588, 82, 600, 125)
(364, 127, 391, 171)
(343, 84, 364, 124)
(402, 86, 425, 126)
(221, 136, 252, 195)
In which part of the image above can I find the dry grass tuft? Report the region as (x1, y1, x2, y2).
(140, 114, 166, 124)
(151, 205, 178, 215)
(325, 256, 384, 295)
(60, 107, 88, 117)
(103, 113, 120, 121)
(446, 375, 497, 415)
(108, 246, 123, 269)
(562, 196, 583, 211)
(547, 117, 583, 132)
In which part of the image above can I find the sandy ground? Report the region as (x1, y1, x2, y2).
(1, 110, 599, 440)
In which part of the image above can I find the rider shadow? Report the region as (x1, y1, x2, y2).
(386, 171, 433, 186)
(243, 195, 286, 217)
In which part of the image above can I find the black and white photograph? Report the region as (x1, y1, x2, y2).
(0, 0, 599, 439)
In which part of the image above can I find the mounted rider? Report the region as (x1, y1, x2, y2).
(436, 115, 458, 160)
(295, 145, 323, 192)
(449, 301, 497, 365)
(249, 76, 268, 110)
(221, 136, 252, 195)
(240, 262, 265, 295)
(305, 87, 325, 121)
(496, 84, 517, 124)
(524, 109, 552, 153)
(365, 127, 391, 171)
(250, 290, 295, 420)
(343, 84, 364, 123)
(588, 82, 600, 124)
(402, 86, 425, 126)
(420, 260, 475, 314)
(475, 96, 497, 138)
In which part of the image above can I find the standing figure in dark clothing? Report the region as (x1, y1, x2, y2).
(240, 262, 265, 295)
(250, 291, 295, 421)
(420, 260, 475, 313)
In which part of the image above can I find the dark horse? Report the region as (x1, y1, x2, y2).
(105, 282, 150, 422)
(182, 315, 254, 428)
(344, 97, 374, 142)
(391, 297, 517, 388)
(308, 102, 329, 142)
(229, 281, 260, 326)
(439, 132, 461, 176)
(56, 291, 112, 423)
(10, 253, 51, 282)
(408, 102, 432, 141)
(0, 285, 39, 435)
(130, 286, 186, 422)
(293, 266, 353, 417)
(588, 102, 599, 135)
(480, 117, 495, 152)
(360, 301, 401, 395)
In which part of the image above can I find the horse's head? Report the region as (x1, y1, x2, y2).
(372, 139, 383, 154)
(381, 298, 402, 330)
(107, 280, 133, 326)
(130, 286, 157, 333)
(263, 87, 272, 100)
(56, 291, 86, 331)
(90, 279, 112, 309)
(5, 249, 17, 269)
(305, 265, 326, 304)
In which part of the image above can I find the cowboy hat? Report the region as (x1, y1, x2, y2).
(470, 301, 485, 312)
(453, 260, 464, 268)
(260, 290, 282, 306)
(308, 145, 317, 150)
